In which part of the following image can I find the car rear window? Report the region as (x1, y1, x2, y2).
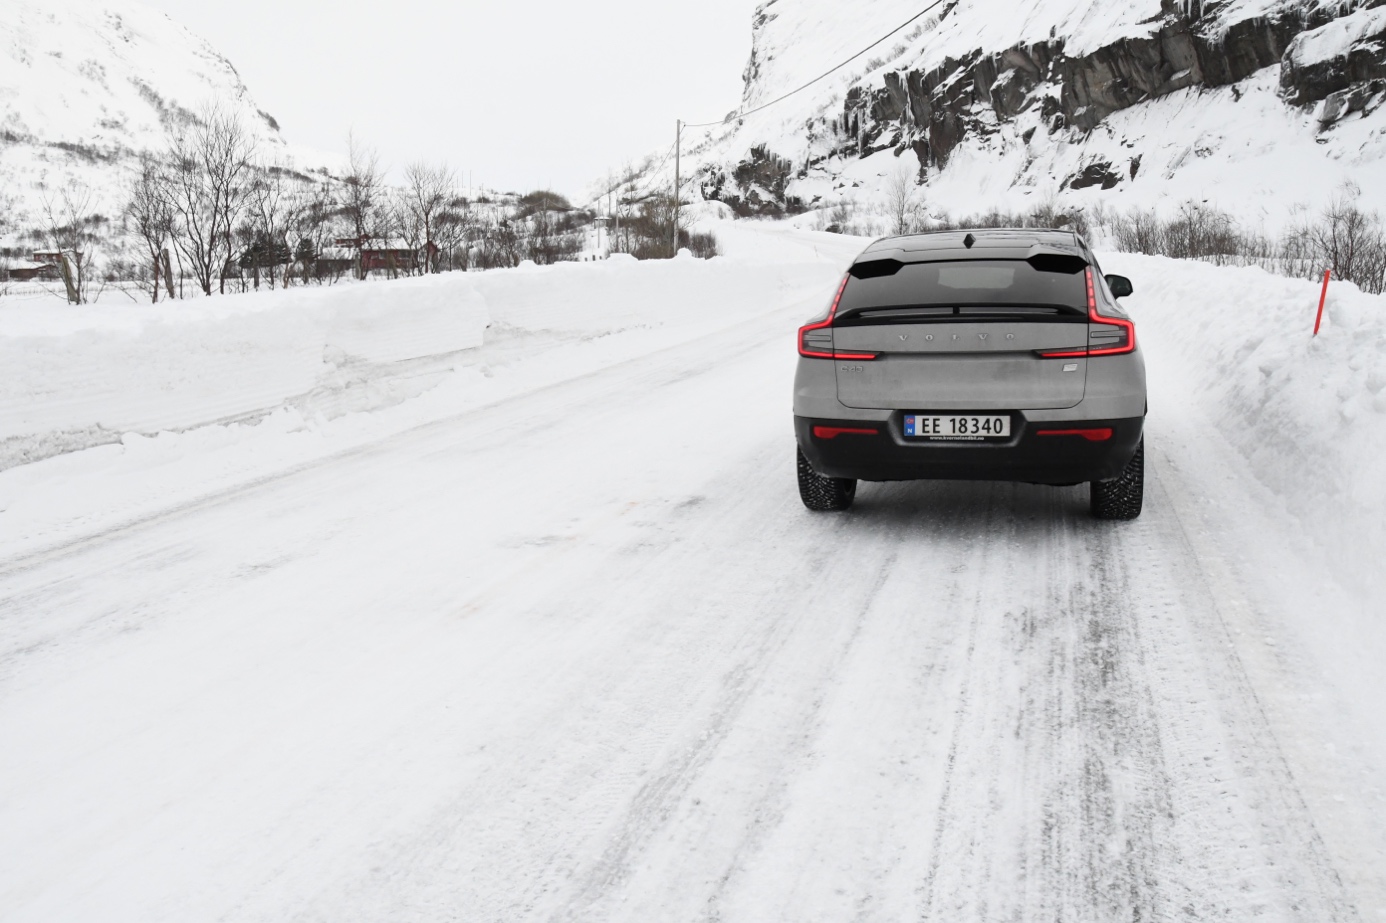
(840, 260, 1087, 313)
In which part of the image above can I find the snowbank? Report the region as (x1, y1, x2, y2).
(0, 242, 852, 474)
(1105, 252, 1386, 598)
(0, 274, 490, 456)
(0, 238, 854, 557)
(462, 249, 812, 336)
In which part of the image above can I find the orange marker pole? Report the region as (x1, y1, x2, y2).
(1314, 269, 1331, 336)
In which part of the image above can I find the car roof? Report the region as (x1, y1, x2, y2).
(857, 228, 1086, 264)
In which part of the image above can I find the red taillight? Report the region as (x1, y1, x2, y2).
(798, 275, 879, 360)
(813, 426, 879, 440)
(1039, 268, 1136, 359)
(1036, 428, 1114, 442)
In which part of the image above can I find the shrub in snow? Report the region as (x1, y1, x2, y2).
(1098, 186, 1386, 294)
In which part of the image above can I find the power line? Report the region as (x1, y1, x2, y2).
(683, 0, 950, 129)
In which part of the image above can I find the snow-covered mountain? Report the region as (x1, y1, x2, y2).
(0, 0, 330, 236)
(673, 0, 1386, 226)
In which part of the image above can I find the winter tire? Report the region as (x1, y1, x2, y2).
(797, 446, 857, 511)
(1090, 437, 1144, 520)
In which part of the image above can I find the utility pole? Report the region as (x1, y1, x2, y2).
(673, 119, 682, 258)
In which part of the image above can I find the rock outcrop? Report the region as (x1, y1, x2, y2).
(700, 145, 802, 216)
(1281, 6, 1386, 125)
(845, 5, 1364, 171)
(710, 0, 1386, 212)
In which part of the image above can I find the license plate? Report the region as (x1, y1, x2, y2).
(904, 414, 1011, 440)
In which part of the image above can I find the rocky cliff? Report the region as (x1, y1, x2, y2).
(685, 0, 1386, 222)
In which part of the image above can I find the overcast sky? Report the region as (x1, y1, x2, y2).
(140, 0, 761, 198)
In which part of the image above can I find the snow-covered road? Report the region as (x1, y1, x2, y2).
(2, 225, 1384, 921)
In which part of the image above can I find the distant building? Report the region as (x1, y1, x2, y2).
(331, 237, 438, 275)
(360, 239, 438, 274)
(314, 246, 355, 277)
(6, 253, 62, 281)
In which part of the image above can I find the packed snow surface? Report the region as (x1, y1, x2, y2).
(1, 223, 1384, 920)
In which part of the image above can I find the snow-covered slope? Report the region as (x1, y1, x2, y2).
(671, 0, 1386, 224)
(0, 0, 329, 234)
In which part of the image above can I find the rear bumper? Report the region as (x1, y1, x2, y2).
(795, 413, 1144, 484)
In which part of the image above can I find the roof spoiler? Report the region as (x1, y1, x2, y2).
(847, 250, 1088, 278)
(848, 258, 904, 279)
(1026, 249, 1088, 274)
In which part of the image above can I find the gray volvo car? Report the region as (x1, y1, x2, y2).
(794, 228, 1145, 519)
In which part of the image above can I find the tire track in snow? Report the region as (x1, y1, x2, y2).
(1146, 448, 1359, 921)
(914, 510, 990, 921)
(260, 440, 884, 922)
(598, 481, 1001, 923)
(550, 544, 901, 923)
(905, 487, 1185, 921)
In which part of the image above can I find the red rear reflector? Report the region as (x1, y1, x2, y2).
(813, 426, 879, 440)
(1036, 428, 1114, 442)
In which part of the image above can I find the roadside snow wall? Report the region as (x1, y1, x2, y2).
(0, 275, 491, 456)
(1105, 252, 1386, 600)
(0, 248, 847, 471)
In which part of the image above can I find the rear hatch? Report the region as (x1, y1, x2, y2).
(832, 259, 1089, 410)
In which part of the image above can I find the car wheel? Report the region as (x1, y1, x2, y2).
(1090, 437, 1144, 520)
(797, 446, 857, 511)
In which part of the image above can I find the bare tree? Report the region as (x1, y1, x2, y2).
(609, 163, 644, 253)
(40, 184, 105, 304)
(1110, 207, 1166, 255)
(434, 196, 474, 271)
(292, 180, 339, 283)
(480, 213, 524, 269)
(124, 156, 176, 302)
(1303, 182, 1386, 288)
(884, 158, 922, 236)
(616, 193, 637, 254)
(166, 106, 256, 295)
(386, 192, 424, 277)
(0, 193, 12, 295)
(631, 195, 687, 259)
(404, 161, 455, 273)
(241, 163, 298, 289)
(343, 132, 383, 279)
(0, 188, 14, 241)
